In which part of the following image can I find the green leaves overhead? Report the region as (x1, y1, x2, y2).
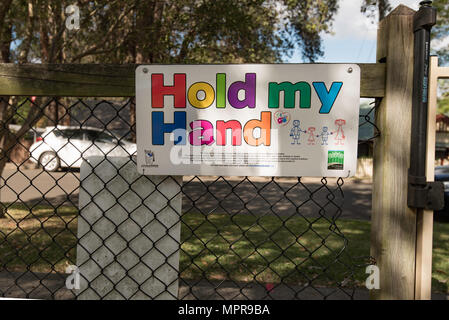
(432, 0, 449, 65)
(2, 0, 340, 64)
(1, 1, 448, 65)
(360, 0, 392, 22)
(284, 0, 338, 62)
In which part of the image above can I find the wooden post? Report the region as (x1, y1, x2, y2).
(414, 56, 438, 300)
(415, 56, 449, 300)
(371, 5, 417, 300)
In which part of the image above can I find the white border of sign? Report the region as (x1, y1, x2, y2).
(136, 64, 360, 177)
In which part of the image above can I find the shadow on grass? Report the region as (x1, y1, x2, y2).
(0, 203, 370, 289)
(0, 204, 78, 273)
(180, 211, 371, 288)
(1, 203, 447, 294)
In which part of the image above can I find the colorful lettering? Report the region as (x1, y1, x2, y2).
(243, 112, 271, 146)
(189, 120, 215, 145)
(268, 82, 311, 109)
(216, 120, 242, 146)
(152, 111, 186, 145)
(188, 82, 215, 109)
(313, 82, 343, 114)
(151, 74, 186, 108)
(216, 73, 226, 108)
(228, 73, 256, 109)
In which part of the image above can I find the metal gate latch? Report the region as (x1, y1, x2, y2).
(407, 171, 444, 210)
(407, 2, 442, 211)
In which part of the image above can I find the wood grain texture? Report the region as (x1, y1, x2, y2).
(0, 63, 385, 98)
(371, 5, 417, 300)
(415, 57, 449, 299)
(436, 65, 449, 79)
(0, 64, 135, 97)
(415, 56, 438, 300)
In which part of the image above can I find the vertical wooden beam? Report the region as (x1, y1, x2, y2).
(415, 57, 449, 299)
(371, 5, 417, 300)
(414, 56, 439, 300)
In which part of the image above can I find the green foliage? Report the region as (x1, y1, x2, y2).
(282, 0, 339, 62)
(12, 98, 32, 125)
(433, 0, 449, 65)
(438, 94, 449, 115)
(2, 204, 449, 293)
(438, 80, 449, 115)
(359, 1, 448, 66)
(4, 0, 341, 64)
(361, 0, 392, 22)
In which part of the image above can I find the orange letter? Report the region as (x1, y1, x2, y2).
(243, 112, 271, 146)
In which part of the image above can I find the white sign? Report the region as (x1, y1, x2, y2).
(136, 64, 360, 177)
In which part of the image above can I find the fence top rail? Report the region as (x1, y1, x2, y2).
(431, 56, 449, 80)
(0, 63, 385, 98)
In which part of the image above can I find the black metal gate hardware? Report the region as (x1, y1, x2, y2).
(407, 1, 443, 210)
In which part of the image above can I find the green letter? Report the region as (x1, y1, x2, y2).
(216, 73, 226, 108)
(268, 82, 311, 109)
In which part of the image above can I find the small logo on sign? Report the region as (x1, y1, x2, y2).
(274, 111, 291, 126)
(328, 151, 344, 170)
(145, 150, 155, 165)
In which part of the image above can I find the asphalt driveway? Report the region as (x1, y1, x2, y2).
(0, 165, 373, 220)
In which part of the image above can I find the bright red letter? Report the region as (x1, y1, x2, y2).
(216, 120, 242, 146)
(151, 74, 186, 108)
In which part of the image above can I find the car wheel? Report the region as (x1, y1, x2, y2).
(39, 152, 60, 172)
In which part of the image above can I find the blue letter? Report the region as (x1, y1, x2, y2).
(152, 111, 186, 145)
(313, 82, 343, 114)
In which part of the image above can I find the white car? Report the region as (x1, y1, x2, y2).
(30, 126, 137, 171)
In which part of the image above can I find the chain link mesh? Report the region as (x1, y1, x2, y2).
(0, 96, 377, 300)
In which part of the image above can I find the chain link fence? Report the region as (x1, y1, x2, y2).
(0, 96, 377, 300)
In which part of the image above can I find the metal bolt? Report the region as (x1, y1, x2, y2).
(143, 68, 148, 74)
(347, 67, 353, 74)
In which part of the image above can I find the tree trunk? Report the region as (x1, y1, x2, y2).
(131, 1, 165, 141)
(0, 98, 13, 219)
(378, 0, 391, 21)
(0, 0, 13, 218)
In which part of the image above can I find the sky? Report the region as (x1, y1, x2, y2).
(288, 0, 420, 63)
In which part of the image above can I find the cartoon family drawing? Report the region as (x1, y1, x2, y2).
(316, 126, 332, 145)
(306, 127, 316, 145)
(290, 119, 346, 146)
(334, 119, 346, 145)
(289, 120, 307, 145)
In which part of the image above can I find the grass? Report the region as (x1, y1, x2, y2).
(0, 204, 78, 273)
(0, 204, 448, 293)
(179, 211, 370, 287)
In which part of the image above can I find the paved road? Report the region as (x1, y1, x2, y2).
(0, 165, 373, 220)
(1, 272, 448, 300)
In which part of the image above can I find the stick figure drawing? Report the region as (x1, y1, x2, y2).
(306, 127, 316, 145)
(289, 120, 307, 145)
(316, 126, 333, 145)
(334, 119, 346, 145)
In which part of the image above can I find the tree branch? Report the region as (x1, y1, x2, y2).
(69, 3, 136, 62)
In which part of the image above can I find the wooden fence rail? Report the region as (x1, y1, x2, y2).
(0, 63, 385, 98)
